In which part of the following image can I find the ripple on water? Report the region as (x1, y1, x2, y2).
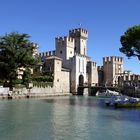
(0, 96, 140, 140)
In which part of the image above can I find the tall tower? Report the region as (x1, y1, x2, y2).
(69, 28, 88, 56)
(55, 36, 75, 61)
(103, 56, 124, 86)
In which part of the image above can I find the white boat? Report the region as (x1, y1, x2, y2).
(96, 89, 120, 97)
(105, 95, 140, 108)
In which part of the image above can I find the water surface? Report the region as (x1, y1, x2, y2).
(0, 96, 140, 140)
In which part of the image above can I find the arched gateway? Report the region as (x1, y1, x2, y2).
(79, 75, 84, 86)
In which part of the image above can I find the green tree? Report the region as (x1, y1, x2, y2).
(120, 25, 140, 60)
(22, 68, 31, 87)
(0, 32, 38, 89)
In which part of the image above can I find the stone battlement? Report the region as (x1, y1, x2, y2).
(87, 61, 97, 68)
(39, 50, 56, 57)
(69, 28, 88, 34)
(69, 28, 88, 38)
(92, 62, 97, 67)
(55, 36, 74, 43)
(103, 56, 123, 63)
(97, 66, 103, 70)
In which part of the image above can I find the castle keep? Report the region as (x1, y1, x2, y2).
(39, 28, 139, 94)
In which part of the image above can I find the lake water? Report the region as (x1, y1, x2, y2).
(0, 96, 140, 140)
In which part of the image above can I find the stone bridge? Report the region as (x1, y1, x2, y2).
(77, 86, 117, 96)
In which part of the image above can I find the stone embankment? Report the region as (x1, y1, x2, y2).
(0, 87, 70, 99)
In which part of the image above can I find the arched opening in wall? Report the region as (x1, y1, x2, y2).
(79, 75, 84, 86)
(118, 76, 123, 85)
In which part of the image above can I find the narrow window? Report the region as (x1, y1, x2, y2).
(79, 59, 80, 72)
(83, 60, 84, 72)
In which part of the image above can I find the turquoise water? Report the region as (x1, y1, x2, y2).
(0, 96, 140, 140)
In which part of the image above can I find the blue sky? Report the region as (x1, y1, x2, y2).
(0, 0, 140, 74)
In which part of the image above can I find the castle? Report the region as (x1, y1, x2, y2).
(39, 28, 140, 94)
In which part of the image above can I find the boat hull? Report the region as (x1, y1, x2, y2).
(115, 102, 140, 108)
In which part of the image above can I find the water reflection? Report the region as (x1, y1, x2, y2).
(43, 96, 140, 140)
(0, 96, 140, 140)
(50, 96, 94, 140)
(43, 96, 140, 123)
(43, 96, 104, 107)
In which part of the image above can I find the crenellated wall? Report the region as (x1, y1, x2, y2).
(69, 28, 88, 56)
(69, 28, 88, 39)
(103, 56, 124, 86)
(87, 61, 98, 86)
(55, 36, 75, 60)
(103, 56, 123, 64)
(39, 50, 56, 59)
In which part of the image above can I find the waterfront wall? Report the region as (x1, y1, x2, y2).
(16, 85, 69, 95)
(28, 86, 70, 97)
(0, 86, 70, 99)
(0, 87, 9, 95)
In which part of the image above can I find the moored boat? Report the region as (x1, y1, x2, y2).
(115, 102, 140, 108)
(105, 95, 140, 108)
(96, 89, 120, 97)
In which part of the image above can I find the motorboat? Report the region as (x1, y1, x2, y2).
(105, 95, 140, 108)
(96, 89, 120, 97)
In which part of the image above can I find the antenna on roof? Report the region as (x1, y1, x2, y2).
(79, 23, 83, 27)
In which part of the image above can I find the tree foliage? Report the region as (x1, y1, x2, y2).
(120, 25, 140, 60)
(32, 76, 53, 82)
(22, 68, 32, 87)
(0, 32, 38, 88)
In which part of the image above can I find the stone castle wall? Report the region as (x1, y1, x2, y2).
(87, 61, 98, 86)
(55, 36, 75, 60)
(103, 56, 123, 86)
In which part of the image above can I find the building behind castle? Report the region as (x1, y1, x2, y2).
(39, 28, 140, 94)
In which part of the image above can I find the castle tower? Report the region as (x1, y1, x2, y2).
(70, 54, 87, 93)
(69, 28, 88, 56)
(55, 36, 75, 61)
(87, 61, 98, 86)
(44, 56, 70, 93)
(103, 56, 124, 86)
